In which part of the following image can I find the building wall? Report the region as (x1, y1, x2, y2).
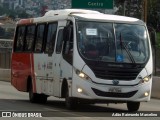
(0, 52, 11, 69)
(0, 40, 13, 69)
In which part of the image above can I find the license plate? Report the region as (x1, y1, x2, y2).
(108, 87, 122, 93)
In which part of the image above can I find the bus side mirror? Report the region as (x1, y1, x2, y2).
(64, 41, 69, 54)
(63, 26, 72, 42)
(63, 26, 72, 54)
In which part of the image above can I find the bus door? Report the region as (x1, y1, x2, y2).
(53, 27, 64, 97)
(34, 23, 57, 95)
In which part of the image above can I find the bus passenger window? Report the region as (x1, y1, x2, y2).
(25, 25, 36, 52)
(35, 24, 45, 52)
(56, 29, 63, 53)
(15, 26, 25, 52)
(45, 23, 57, 54)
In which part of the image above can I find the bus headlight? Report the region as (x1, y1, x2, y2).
(140, 75, 151, 84)
(143, 77, 150, 82)
(75, 69, 92, 81)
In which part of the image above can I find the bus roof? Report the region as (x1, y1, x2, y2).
(17, 9, 145, 25)
(44, 9, 100, 16)
(44, 9, 144, 25)
(72, 13, 144, 25)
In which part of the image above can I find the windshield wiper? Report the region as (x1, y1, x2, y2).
(120, 33, 136, 63)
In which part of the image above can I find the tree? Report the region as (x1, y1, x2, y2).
(114, 0, 125, 15)
(115, 0, 142, 19)
(18, 11, 30, 18)
(115, 0, 160, 30)
(147, 0, 160, 30)
(0, 6, 15, 16)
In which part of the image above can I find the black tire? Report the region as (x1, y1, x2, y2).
(38, 94, 48, 104)
(29, 82, 47, 103)
(29, 82, 39, 103)
(65, 87, 77, 109)
(127, 102, 140, 112)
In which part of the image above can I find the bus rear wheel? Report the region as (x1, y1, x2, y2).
(29, 82, 47, 103)
(127, 102, 140, 112)
(29, 82, 38, 103)
(65, 87, 77, 109)
(39, 94, 48, 104)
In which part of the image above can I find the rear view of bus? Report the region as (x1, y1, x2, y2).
(11, 9, 153, 112)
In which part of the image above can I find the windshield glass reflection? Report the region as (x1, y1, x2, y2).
(76, 21, 149, 64)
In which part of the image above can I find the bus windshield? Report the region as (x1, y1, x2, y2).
(76, 21, 149, 64)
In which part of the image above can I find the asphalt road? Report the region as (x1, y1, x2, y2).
(0, 81, 160, 120)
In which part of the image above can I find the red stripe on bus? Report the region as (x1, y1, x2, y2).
(18, 18, 34, 25)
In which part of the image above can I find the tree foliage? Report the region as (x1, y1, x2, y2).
(0, 6, 15, 17)
(147, 0, 160, 30)
(115, 0, 160, 30)
(0, 5, 29, 19)
(115, 0, 142, 18)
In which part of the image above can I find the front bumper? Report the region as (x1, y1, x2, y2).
(71, 75, 152, 103)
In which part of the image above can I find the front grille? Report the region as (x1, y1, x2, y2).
(92, 67, 141, 80)
(92, 88, 138, 98)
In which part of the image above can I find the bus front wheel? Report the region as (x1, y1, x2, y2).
(65, 87, 77, 109)
(127, 102, 140, 112)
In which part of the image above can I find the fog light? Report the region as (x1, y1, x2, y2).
(144, 92, 149, 97)
(77, 88, 83, 93)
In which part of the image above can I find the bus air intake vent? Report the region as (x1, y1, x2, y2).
(92, 88, 138, 98)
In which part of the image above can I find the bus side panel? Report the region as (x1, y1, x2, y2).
(11, 53, 32, 92)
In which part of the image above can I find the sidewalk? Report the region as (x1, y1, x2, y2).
(0, 69, 11, 82)
(152, 76, 160, 99)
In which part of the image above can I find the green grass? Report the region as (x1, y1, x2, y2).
(156, 32, 160, 76)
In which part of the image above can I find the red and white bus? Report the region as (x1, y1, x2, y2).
(11, 9, 153, 111)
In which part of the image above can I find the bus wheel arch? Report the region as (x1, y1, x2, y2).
(61, 78, 68, 98)
(28, 76, 38, 103)
(27, 76, 47, 103)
